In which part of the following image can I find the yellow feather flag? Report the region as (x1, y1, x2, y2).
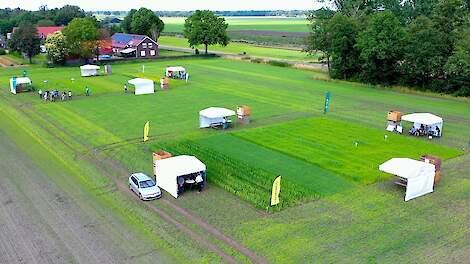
(143, 121, 150, 142)
(271, 176, 281, 206)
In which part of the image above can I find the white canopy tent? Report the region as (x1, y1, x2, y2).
(128, 78, 155, 95)
(80, 64, 100, 77)
(9, 77, 31, 94)
(379, 158, 435, 201)
(199, 107, 236, 128)
(154, 155, 206, 198)
(120, 48, 136, 54)
(402, 113, 443, 137)
(165, 66, 186, 76)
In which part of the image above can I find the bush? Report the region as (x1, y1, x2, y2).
(0, 48, 6, 55)
(268, 60, 290, 67)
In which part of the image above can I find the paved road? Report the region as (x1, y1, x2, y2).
(0, 127, 164, 264)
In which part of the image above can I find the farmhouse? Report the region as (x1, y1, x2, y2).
(111, 33, 159, 58)
(10, 26, 63, 41)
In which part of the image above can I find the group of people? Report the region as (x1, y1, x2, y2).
(409, 124, 441, 137)
(177, 173, 205, 195)
(39, 89, 72, 102)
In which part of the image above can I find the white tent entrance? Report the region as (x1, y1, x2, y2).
(199, 107, 235, 129)
(402, 113, 443, 137)
(379, 158, 435, 201)
(128, 78, 155, 95)
(9, 77, 32, 94)
(154, 155, 206, 198)
(80, 65, 100, 77)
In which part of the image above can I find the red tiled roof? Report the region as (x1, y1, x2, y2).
(37, 26, 63, 38)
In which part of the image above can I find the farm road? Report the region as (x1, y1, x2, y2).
(0, 120, 170, 263)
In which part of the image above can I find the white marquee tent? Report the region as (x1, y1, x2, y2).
(9, 77, 31, 94)
(379, 158, 435, 201)
(402, 113, 443, 136)
(80, 64, 100, 77)
(128, 78, 155, 95)
(199, 107, 235, 128)
(154, 155, 206, 198)
(165, 66, 186, 76)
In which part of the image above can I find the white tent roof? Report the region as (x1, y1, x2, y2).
(379, 158, 435, 179)
(10, 77, 31, 85)
(402, 113, 443, 125)
(156, 155, 206, 179)
(120, 48, 136, 54)
(128, 78, 153, 86)
(80, 64, 100, 70)
(166, 66, 186, 72)
(199, 107, 235, 119)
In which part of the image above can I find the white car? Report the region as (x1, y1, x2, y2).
(128, 173, 162, 200)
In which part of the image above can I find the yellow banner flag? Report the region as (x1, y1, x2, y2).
(143, 121, 150, 142)
(271, 176, 281, 206)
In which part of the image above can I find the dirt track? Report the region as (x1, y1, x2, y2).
(0, 129, 140, 263)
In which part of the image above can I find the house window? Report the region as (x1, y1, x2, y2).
(148, 43, 153, 48)
(140, 50, 146, 57)
(150, 50, 156, 56)
(142, 43, 147, 48)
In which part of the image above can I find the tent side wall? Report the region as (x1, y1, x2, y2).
(9, 78, 16, 94)
(405, 167, 435, 201)
(81, 69, 97, 77)
(155, 169, 179, 198)
(134, 82, 155, 95)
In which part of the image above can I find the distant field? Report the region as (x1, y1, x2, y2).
(158, 36, 318, 62)
(162, 16, 309, 33)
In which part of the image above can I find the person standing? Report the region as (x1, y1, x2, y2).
(38, 89, 43, 99)
(85, 86, 90, 96)
(124, 83, 128, 93)
(68, 90, 72, 100)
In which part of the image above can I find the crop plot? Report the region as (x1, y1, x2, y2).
(234, 118, 462, 184)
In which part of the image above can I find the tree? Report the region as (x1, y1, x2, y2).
(121, 9, 136, 33)
(184, 10, 229, 54)
(445, 28, 470, 96)
(326, 13, 361, 79)
(305, 8, 335, 73)
(54, 5, 85, 26)
(401, 16, 447, 89)
(45, 31, 68, 64)
(62, 17, 98, 60)
(36, 19, 55, 26)
(9, 22, 40, 63)
(432, 0, 467, 55)
(130, 8, 164, 40)
(356, 11, 406, 84)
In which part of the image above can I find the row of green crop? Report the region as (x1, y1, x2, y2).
(152, 140, 314, 210)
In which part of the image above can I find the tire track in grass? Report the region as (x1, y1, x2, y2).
(11, 99, 269, 264)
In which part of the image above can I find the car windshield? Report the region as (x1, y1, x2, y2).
(139, 180, 156, 188)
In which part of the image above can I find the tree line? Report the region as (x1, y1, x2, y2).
(306, 0, 470, 96)
(7, 6, 229, 64)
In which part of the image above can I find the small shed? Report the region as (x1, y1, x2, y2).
(154, 155, 206, 198)
(80, 64, 100, 77)
(9, 77, 32, 94)
(402, 113, 443, 137)
(128, 78, 155, 95)
(199, 107, 236, 128)
(379, 158, 435, 201)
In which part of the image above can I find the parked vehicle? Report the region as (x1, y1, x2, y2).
(128, 173, 162, 200)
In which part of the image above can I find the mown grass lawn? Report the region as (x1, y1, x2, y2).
(158, 36, 318, 62)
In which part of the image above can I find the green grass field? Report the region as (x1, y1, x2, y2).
(158, 36, 317, 62)
(162, 16, 309, 33)
(1, 57, 469, 262)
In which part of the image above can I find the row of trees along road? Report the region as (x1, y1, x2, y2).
(307, 0, 470, 96)
(8, 7, 229, 63)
